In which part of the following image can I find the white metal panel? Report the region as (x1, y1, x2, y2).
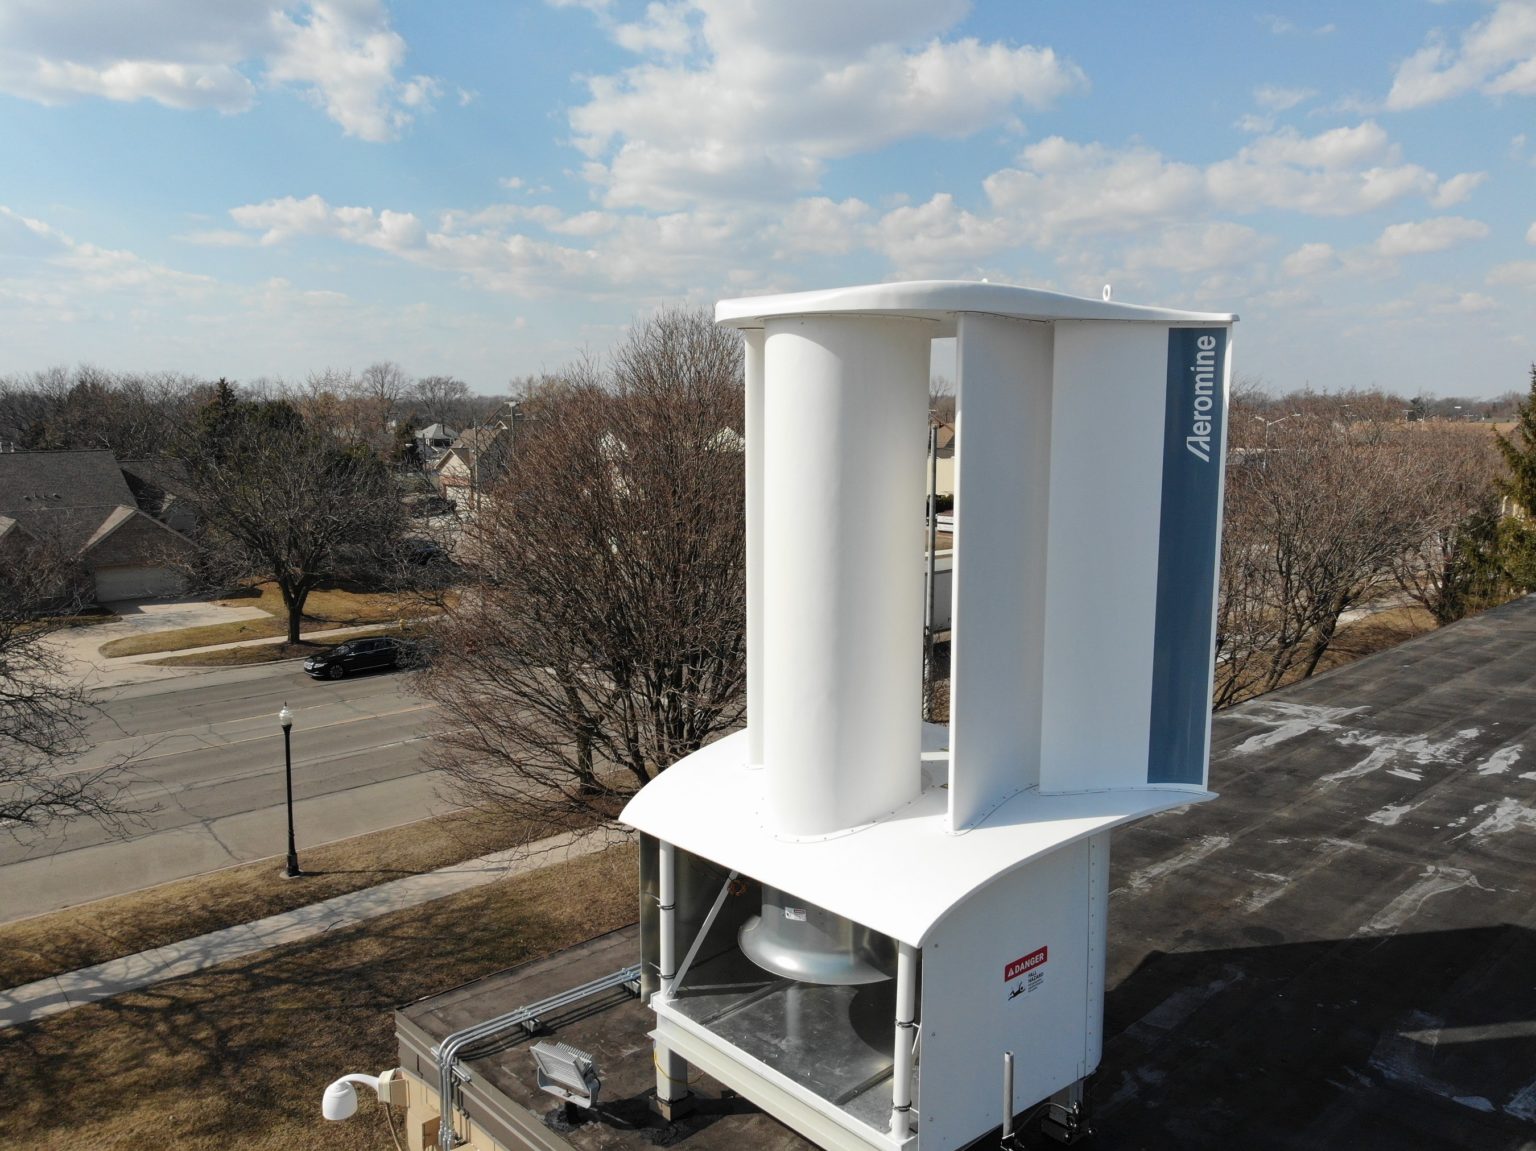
(918, 841, 1094, 1151)
(760, 315, 930, 837)
(717, 281, 1236, 331)
(1038, 322, 1169, 793)
(947, 313, 1053, 830)
(620, 731, 1212, 946)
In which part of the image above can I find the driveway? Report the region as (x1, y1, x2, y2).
(44, 596, 273, 690)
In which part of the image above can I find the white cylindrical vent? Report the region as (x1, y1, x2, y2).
(744, 329, 766, 768)
(760, 315, 929, 836)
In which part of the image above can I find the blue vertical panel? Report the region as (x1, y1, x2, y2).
(1148, 328, 1227, 785)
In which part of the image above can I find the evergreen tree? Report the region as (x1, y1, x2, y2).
(1495, 365, 1536, 589)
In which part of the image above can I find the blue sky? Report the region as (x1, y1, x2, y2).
(1, 0, 1533, 396)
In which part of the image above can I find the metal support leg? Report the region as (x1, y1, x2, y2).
(653, 1043, 695, 1120)
(889, 942, 919, 1139)
(1040, 1078, 1093, 1145)
(652, 841, 695, 1118)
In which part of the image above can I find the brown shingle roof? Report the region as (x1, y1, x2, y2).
(0, 451, 149, 552)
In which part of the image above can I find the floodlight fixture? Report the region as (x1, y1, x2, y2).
(530, 1041, 602, 1109)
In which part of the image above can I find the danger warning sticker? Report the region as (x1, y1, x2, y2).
(1005, 947, 1048, 982)
(1005, 946, 1048, 1000)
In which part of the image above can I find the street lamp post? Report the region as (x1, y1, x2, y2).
(279, 704, 302, 878)
(1252, 412, 1295, 451)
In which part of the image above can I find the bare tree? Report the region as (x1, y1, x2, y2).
(0, 366, 204, 457)
(419, 310, 746, 830)
(175, 389, 406, 643)
(1391, 423, 1508, 623)
(1214, 392, 1512, 707)
(0, 543, 136, 837)
(288, 367, 359, 440)
(359, 360, 410, 446)
(411, 375, 473, 428)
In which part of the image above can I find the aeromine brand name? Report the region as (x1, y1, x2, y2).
(1184, 333, 1220, 462)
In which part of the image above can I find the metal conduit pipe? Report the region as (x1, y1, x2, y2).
(889, 942, 919, 1138)
(432, 965, 640, 1151)
(1001, 1051, 1015, 1145)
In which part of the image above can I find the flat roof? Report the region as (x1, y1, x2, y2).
(1096, 593, 1536, 1147)
(404, 595, 1536, 1148)
(715, 280, 1237, 332)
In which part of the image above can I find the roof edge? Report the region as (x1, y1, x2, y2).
(716, 280, 1237, 329)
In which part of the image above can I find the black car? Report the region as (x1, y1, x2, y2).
(303, 637, 410, 679)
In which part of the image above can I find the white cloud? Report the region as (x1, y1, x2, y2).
(1207, 123, 1442, 216)
(1489, 260, 1536, 287)
(983, 122, 1447, 242)
(613, 2, 696, 57)
(547, 210, 619, 237)
(267, 1, 437, 140)
(565, 0, 1085, 208)
(1280, 241, 1337, 278)
(1375, 216, 1490, 257)
(771, 197, 872, 257)
(181, 229, 260, 247)
(1118, 222, 1271, 275)
(984, 138, 1204, 239)
(873, 194, 1020, 279)
(0, 1, 437, 139)
(1259, 14, 1335, 37)
(1430, 171, 1488, 207)
(1528, 221, 1536, 243)
(26, 58, 257, 111)
(229, 194, 430, 250)
(1386, 0, 1536, 110)
(0, 204, 213, 297)
(1255, 84, 1314, 111)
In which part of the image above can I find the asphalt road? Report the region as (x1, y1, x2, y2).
(2, 660, 456, 924)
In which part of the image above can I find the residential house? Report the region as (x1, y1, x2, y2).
(413, 423, 458, 463)
(432, 404, 523, 511)
(0, 449, 197, 602)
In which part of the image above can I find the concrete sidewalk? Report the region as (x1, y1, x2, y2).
(47, 594, 428, 690)
(0, 827, 626, 1030)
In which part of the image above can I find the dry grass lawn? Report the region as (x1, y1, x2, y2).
(0, 810, 573, 991)
(147, 638, 339, 667)
(0, 844, 638, 1151)
(98, 583, 426, 658)
(1312, 604, 1438, 672)
(146, 624, 434, 668)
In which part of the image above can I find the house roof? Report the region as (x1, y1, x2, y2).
(0, 451, 193, 558)
(118, 458, 191, 519)
(435, 426, 513, 483)
(0, 450, 137, 515)
(76, 503, 192, 556)
(0, 451, 143, 552)
(448, 425, 502, 462)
